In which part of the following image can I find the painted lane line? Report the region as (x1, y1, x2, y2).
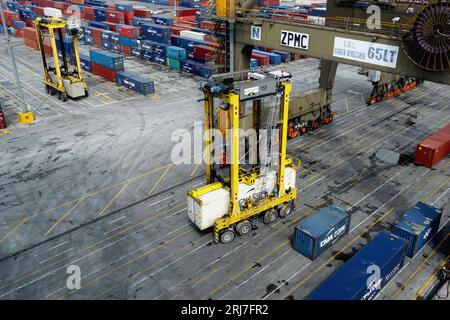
(39, 248, 74, 265)
(108, 216, 126, 225)
(103, 222, 131, 235)
(116, 223, 191, 262)
(221, 249, 291, 299)
(34, 240, 69, 257)
(346, 168, 407, 212)
(262, 261, 311, 300)
(431, 187, 450, 206)
(148, 195, 173, 208)
(0, 235, 129, 298)
(153, 242, 248, 300)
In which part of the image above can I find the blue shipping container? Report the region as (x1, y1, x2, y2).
(84, 35, 94, 45)
(141, 50, 153, 61)
(250, 58, 259, 69)
(119, 36, 137, 47)
(78, 53, 92, 72)
(141, 23, 171, 44)
(293, 205, 350, 260)
(115, 3, 133, 12)
(101, 38, 111, 50)
(307, 232, 407, 300)
(116, 71, 155, 95)
(253, 49, 281, 65)
(89, 49, 124, 70)
(392, 202, 442, 258)
(131, 47, 141, 58)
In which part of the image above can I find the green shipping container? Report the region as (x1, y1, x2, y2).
(167, 57, 181, 70)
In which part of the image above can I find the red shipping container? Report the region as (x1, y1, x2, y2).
(91, 27, 103, 46)
(177, 9, 199, 17)
(24, 38, 39, 50)
(33, 6, 44, 15)
(0, 109, 7, 130)
(415, 124, 450, 168)
(70, 0, 85, 4)
(252, 53, 270, 66)
(120, 45, 132, 55)
(91, 62, 123, 82)
(133, 9, 151, 18)
(23, 27, 36, 39)
(119, 25, 139, 37)
(104, 21, 117, 32)
(179, 20, 198, 27)
(194, 45, 214, 61)
(15, 29, 24, 38)
(81, 12, 95, 21)
(106, 10, 125, 24)
(83, 6, 94, 15)
(124, 12, 134, 25)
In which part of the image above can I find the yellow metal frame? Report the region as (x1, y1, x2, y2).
(198, 81, 298, 242)
(35, 17, 86, 99)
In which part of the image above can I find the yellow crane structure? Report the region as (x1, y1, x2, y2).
(187, 71, 298, 243)
(35, 16, 88, 102)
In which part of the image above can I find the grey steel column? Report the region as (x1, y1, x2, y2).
(0, 4, 30, 113)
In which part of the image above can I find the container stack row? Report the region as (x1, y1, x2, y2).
(295, 201, 442, 300)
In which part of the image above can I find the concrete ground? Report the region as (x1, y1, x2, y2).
(0, 25, 449, 300)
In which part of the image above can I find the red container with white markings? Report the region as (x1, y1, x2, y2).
(118, 25, 139, 37)
(415, 123, 450, 168)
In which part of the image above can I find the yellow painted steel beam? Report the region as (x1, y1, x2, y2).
(277, 82, 291, 198)
(226, 93, 241, 216)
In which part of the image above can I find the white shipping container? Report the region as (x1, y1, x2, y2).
(187, 187, 229, 231)
(44, 7, 62, 18)
(188, 167, 297, 230)
(180, 30, 206, 41)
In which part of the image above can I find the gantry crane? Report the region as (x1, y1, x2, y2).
(187, 70, 298, 243)
(209, 0, 449, 127)
(35, 16, 88, 102)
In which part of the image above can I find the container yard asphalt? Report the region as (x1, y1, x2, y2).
(0, 34, 449, 300)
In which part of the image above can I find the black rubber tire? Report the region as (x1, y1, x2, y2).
(220, 229, 235, 244)
(62, 94, 68, 102)
(279, 201, 294, 218)
(236, 221, 251, 236)
(264, 209, 278, 225)
(50, 87, 56, 96)
(84, 89, 89, 98)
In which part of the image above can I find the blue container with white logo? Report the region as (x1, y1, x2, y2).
(115, 3, 133, 12)
(116, 71, 155, 95)
(307, 232, 407, 300)
(89, 49, 124, 70)
(141, 22, 171, 44)
(78, 53, 92, 72)
(84, 35, 94, 45)
(392, 202, 441, 258)
(141, 50, 153, 61)
(293, 205, 350, 260)
(152, 15, 174, 26)
(131, 47, 141, 58)
(250, 58, 259, 69)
